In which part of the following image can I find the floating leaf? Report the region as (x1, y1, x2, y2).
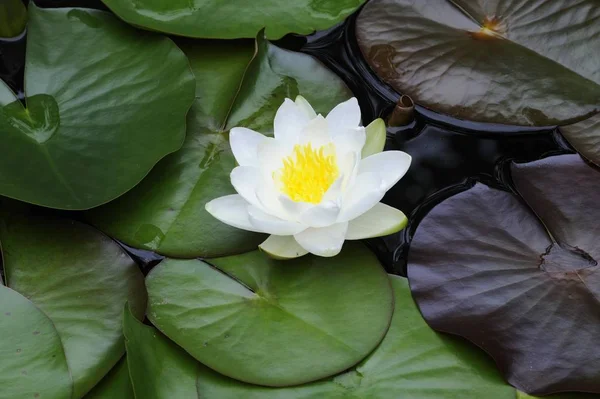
(561, 113, 600, 167)
(145, 243, 393, 386)
(84, 358, 133, 399)
(408, 154, 600, 395)
(87, 36, 352, 258)
(356, 0, 600, 126)
(0, 285, 72, 399)
(101, 0, 364, 39)
(195, 275, 516, 398)
(124, 306, 201, 398)
(0, 204, 146, 397)
(0, 5, 195, 210)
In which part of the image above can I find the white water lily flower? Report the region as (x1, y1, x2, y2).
(205, 96, 411, 258)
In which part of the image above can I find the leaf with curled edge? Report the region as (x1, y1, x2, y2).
(356, 0, 600, 127)
(408, 154, 600, 395)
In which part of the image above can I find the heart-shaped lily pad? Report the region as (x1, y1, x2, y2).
(0, 284, 72, 399)
(408, 154, 600, 395)
(0, 203, 146, 397)
(84, 358, 133, 399)
(0, 4, 195, 210)
(125, 275, 590, 398)
(356, 0, 600, 127)
(145, 243, 393, 386)
(87, 36, 352, 258)
(101, 0, 364, 39)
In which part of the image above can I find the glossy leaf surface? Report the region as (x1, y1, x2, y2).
(408, 154, 600, 395)
(87, 37, 352, 258)
(0, 285, 72, 399)
(146, 243, 393, 386)
(84, 358, 133, 399)
(0, 205, 146, 397)
(356, 0, 600, 126)
(101, 0, 364, 39)
(0, 5, 194, 210)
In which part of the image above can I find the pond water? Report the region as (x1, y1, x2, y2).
(0, 0, 573, 276)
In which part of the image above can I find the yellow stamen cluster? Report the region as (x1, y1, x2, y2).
(276, 143, 339, 204)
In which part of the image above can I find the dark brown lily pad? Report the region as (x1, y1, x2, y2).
(408, 154, 600, 395)
(356, 0, 600, 127)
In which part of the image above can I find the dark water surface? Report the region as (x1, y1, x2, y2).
(0, 0, 572, 277)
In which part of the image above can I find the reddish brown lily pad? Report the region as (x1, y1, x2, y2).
(408, 154, 600, 395)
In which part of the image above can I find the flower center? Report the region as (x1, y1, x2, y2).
(275, 143, 339, 204)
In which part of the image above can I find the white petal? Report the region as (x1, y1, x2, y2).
(359, 151, 412, 191)
(248, 205, 306, 235)
(278, 194, 310, 221)
(361, 118, 386, 159)
(299, 115, 331, 148)
(338, 172, 385, 223)
(346, 203, 408, 239)
(299, 200, 341, 228)
(230, 166, 263, 209)
(332, 127, 366, 156)
(294, 222, 349, 257)
(205, 195, 263, 233)
(230, 127, 265, 166)
(326, 97, 361, 137)
(295, 95, 317, 119)
(274, 98, 310, 143)
(257, 137, 289, 174)
(259, 235, 308, 260)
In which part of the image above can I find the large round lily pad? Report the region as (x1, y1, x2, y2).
(0, 4, 195, 210)
(145, 243, 393, 387)
(87, 36, 352, 258)
(0, 284, 72, 399)
(101, 0, 364, 39)
(408, 154, 600, 395)
(356, 0, 600, 127)
(0, 204, 147, 397)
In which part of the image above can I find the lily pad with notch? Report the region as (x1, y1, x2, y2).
(408, 154, 600, 395)
(145, 243, 394, 387)
(87, 35, 353, 258)
(101, 0, 365, 40)
(125, 275, 589, 398)
(0, 4, 195, 210)
(356, 0, 600, 127)
(0, 201, 147, 397)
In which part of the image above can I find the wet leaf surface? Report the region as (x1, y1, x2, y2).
(0, 5, 195, 210)
(101, 0, 365, 39)
(356, 0, 600, 126)
(145, 243, 393, 387)
(0, 201, 147, 397)
(408, 154, 600, 395)
(87, 36, 352, 258)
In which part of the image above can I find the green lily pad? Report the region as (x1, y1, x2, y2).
(84, 358, 133, 399)
(0, 204, 146, 397)
(101, 0, 364, 39)
(145, 243, 393, 386)
(0, 284, 72, 399)
(0, 4, 195, 210)
(124, 306, 201, 398)
(87, 36, 352, 258)
(356, 0, 600, 126)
